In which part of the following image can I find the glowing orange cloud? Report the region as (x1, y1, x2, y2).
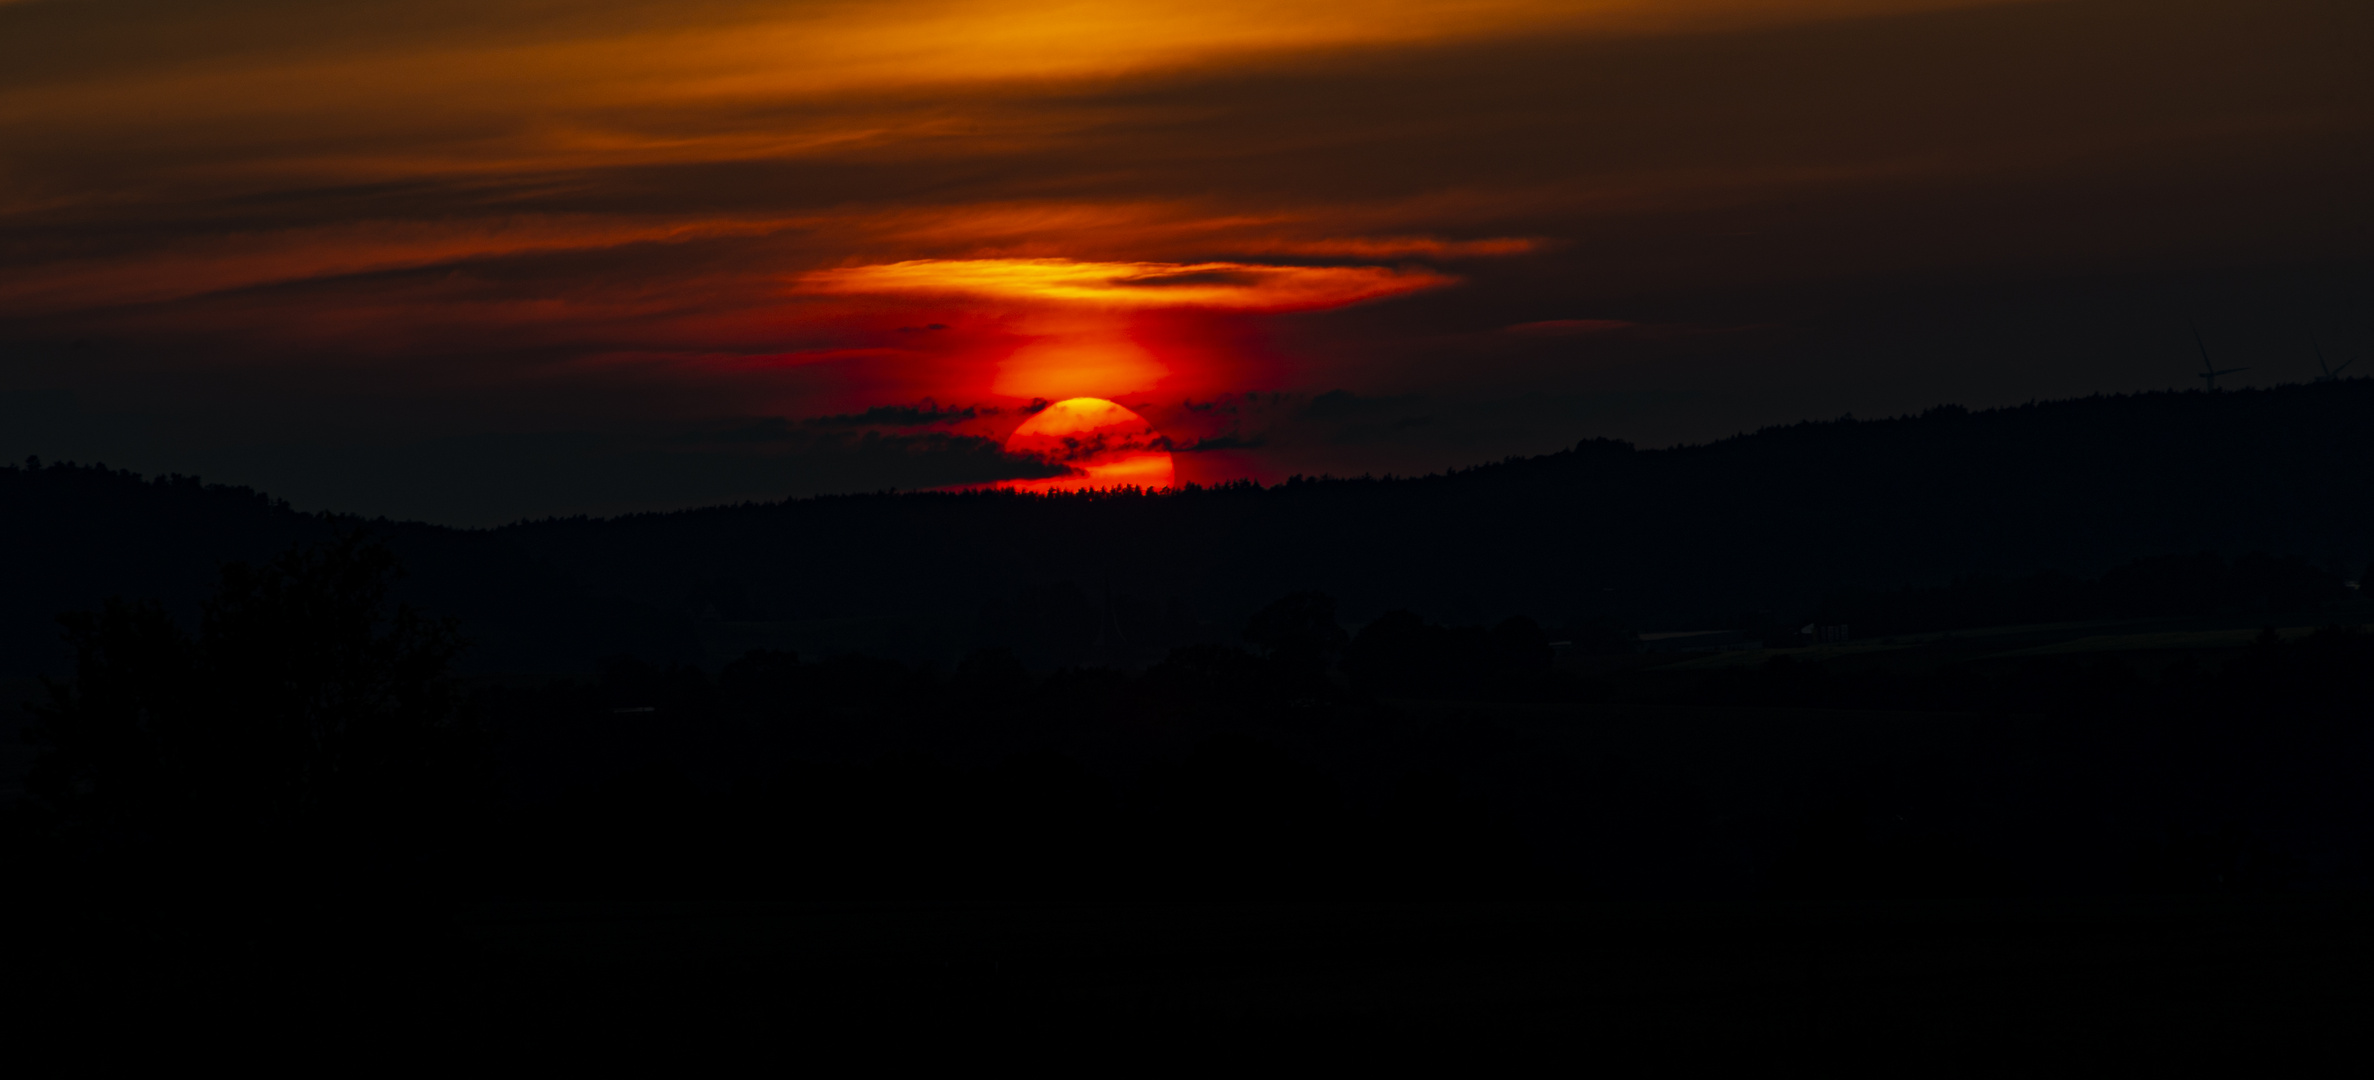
(1240, 236, 1543, 259)
(796, 257, 1458, 404)
(799, 258, 1452, 312)
(999, 397, 1176, 493)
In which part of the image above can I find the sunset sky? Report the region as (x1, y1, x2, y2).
(2, 0, 2367, 523)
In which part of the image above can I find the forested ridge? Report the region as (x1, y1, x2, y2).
(5, 380, 2371, 677)
(503, 380, 2374, 650)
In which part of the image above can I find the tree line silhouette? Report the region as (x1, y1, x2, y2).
(7, 380, 2374, 681)
(0, 458, 699, 678)
(497, 381, 2374, 649)
(28, 536, 477, 880)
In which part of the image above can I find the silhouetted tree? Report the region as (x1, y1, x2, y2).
(1241, 591, 1349, 675)
(1136, 642, 1282, 706)
(25, 533, 478, 892)
(1341, 610, 1441, 696)
(1489, 616, 1553, 674)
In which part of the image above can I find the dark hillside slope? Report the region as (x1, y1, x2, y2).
(0, 463, 693, 677)
(0, 465, 322, 675)
(502, 382, 2374, 640)
(6, 383, 2366, 676)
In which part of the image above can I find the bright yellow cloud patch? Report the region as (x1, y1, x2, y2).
(800, 258, 1454, 311)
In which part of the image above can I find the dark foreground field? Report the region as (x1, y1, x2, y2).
(18, 895, 2374, 1067)
(12, 516, 2374, 1069)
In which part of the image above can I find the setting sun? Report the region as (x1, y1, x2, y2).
(999, 398, 1176, 493)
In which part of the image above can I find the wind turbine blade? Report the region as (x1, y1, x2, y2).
(2192, 326, 2213, 372)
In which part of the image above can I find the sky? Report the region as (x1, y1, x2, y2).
(1, 0, 2368, 525)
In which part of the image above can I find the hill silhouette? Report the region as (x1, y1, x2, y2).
(0, 463, 694, 678)
(497, 381, 2374, 664)
(4, 381, 2370, 677)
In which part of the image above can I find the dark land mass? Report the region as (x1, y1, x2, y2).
(6, 379, 2373, 678)
(8, 382, 2374, 1058)
(500, 380, 2374, 670)
(0, 465, 696, 679)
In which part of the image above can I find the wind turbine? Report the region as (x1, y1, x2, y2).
(2193, 327, 2246, 391)
(2313, 343, 2356, 383)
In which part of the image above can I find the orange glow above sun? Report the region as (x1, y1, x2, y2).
(999, 397, 1177, 493)
(796, 256, 1460, 408)
(994, 335, 1167, 401)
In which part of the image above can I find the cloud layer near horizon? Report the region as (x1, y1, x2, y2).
(2, 0, 2368, 522)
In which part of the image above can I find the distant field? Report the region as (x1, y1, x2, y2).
(1989, 625, 2353, 657)
(694, 610, 979, 668)
(1653, 616, 2372, 673)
